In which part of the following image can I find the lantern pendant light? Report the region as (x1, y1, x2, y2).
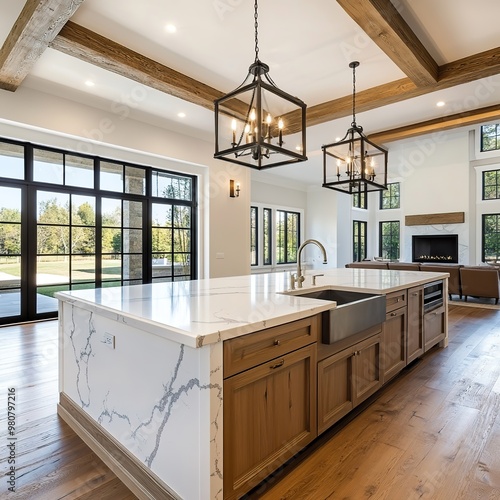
(322, 61, 388, 194)
(214, 0, 307, 170)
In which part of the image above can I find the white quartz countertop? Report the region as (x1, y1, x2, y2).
(56, 268, 448, 348)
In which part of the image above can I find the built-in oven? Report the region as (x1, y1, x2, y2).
(423, 280, 444, 312)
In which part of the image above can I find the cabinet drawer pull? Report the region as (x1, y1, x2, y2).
(269, 359, 285, 369)
(412, 293, 418, 297)
(274, 339, 281, 346)
(391, 312, 397, 316)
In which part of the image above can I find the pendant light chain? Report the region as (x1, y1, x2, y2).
(213, 0, 307, 169)
(254, 0, 259, 63)
(351, 62, 357, 127)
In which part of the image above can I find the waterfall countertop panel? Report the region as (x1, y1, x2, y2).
(56, 268, 448, 348)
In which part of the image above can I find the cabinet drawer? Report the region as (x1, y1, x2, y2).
(224, 315, 318, 378)
(424, 304, 446, 352)
(386, 290, 407, 313)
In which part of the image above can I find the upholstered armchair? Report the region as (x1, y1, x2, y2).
(459, 266, 500, 304)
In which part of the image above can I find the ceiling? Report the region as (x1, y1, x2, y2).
(1, 0, 500, 186)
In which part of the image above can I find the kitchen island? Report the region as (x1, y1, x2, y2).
(56, 268, 448, 500)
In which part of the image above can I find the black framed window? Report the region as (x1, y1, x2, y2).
(379, 221, 400, 260)
(380, 182, 400, 209)
(150, 171, 194, 282)
(276, 210, 300, 264)
(353, 220, 367, 261)
(250, 206, 258, 266)
(483, 170, 500, 200)
(481, 124, 500, 152)
(263, 208, 272, 265)
(353, 189, 367, 209)
(482, 214, 500, 263)
(0, 137, 197, 324)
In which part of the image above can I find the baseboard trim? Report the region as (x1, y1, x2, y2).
(58, 393, 179, 500)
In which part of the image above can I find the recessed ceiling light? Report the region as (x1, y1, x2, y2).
(177, 112, 186, 118)
(436, 101, 445, 107)
(335, 137, 341, 142)
(85, 80, 95, 87)
(165, 24, 177, 33)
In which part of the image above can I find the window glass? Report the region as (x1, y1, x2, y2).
(102, 198, 122, 227)
(353, 189, 367, 209)
(353, 220, 367, 261)
(379, 221, 400, 260)
(123, 200, 142, 228)
(276, 210, 300, 264)
(100, 161, 123, 192)
(0, 141, 24, 180)
(483, 214, 500, 263)
(483, 170, 500, 200)
(65, 155, 94, 189)
(34, 149, 63, 184)
(71, 195, 95, 226)
(263, 208, 272, 265)
(125, 166, 146, 195)
(380, 182, 400, 209)
(37, 191, 69, 224)
(251, 207, 258, 266)
(481, 124, 500, 152)
(152, 171, 192, 201)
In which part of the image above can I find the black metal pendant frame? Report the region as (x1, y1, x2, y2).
(214, 61, 307, 170)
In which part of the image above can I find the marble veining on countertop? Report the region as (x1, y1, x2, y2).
(56, 268, 448, 348)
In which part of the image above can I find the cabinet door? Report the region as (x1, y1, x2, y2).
(407, 286, 424, 363)
(381, 307, 407, 383)
(352, 334, 382, 407)
(424, 305, 446, 352)
(223, 344, 317, 499)
(317, 346, 354, 434)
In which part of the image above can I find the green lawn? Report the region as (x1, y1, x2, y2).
(0, 258, 120, 275)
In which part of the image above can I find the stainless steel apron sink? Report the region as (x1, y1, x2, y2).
(293, 289, 386, 344)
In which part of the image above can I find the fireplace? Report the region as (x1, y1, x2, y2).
(412, 235, 458, 263)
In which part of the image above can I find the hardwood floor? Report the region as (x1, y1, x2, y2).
(1, 305, 499, 499)
(0, 320, 136, 500)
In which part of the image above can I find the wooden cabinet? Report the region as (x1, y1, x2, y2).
(424, 304, 446, 351)
(385, 289, 407, 312)
(381, 290, 407, 383)
(407, 285, 424, 363)
(223, 316, 318, 499)
(317, 332, 381, 434)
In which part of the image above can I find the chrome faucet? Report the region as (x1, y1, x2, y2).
(290, 239, 328, 289)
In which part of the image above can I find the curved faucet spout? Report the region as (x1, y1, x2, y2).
(294, 239, 328, 288)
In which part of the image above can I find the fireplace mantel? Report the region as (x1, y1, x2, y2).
(405, 212, 465, 226)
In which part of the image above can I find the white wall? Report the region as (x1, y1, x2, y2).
(251, 177, 307, 208)
(386, 129, 471, 263)
(0, 86, 250, 278)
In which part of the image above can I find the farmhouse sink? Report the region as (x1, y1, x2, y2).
(293, 289, 386, 344)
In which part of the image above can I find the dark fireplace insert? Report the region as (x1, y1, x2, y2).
(412, 235, 458, 263)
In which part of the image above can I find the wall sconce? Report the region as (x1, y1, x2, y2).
(229, 179, 240, 198)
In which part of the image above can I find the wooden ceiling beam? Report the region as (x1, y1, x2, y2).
(336, 0, 438, 86)
(280, 46, 500, 134)
(367, 104, 500, 144)
(50, 21, 249, 118)
(0, 0, 84, 92)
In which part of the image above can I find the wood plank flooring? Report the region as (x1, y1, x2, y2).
(0, 304, 499, 499)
